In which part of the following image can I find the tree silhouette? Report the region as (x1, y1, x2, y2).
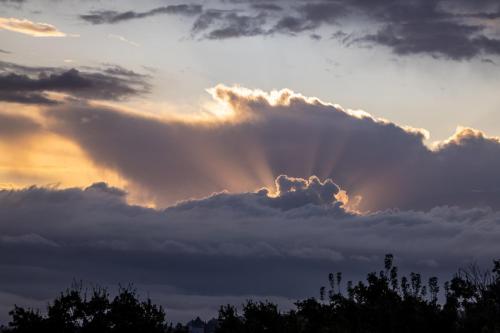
(3, 285, 185, 333)
(211, 254, 500, 333)
(3, 255, 500, 333)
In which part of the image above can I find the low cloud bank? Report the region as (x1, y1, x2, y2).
(1, 176, 499, 322)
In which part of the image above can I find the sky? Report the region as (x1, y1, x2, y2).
(1, 0, 500, 324)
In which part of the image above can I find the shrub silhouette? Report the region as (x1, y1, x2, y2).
(3, 255, 500, 333)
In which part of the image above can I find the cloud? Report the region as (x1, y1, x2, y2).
(117, 0, 499, 60)
(1, 178, 500, 323)
(0, 112, 41, 139)
(108, 34, 140, 47)
(192, 10, 267, 39)
(189, 3, 345, 39)
(40, 84, 500, 212)
(0, 61, 150, 104)
(270, 2, 347, 35)
(0, 0, 25, 8)
(80, 4, 203, 24)
(353, 0, 500, 60)
(172, 175, 347, 216)
(220, 0, 500, 59)
(75, 0, 500, 59)
(251, 3, 283, 12)
(0, 17, 66, 37)
(0, 100, 127, 192)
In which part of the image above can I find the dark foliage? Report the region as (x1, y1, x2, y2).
(3, 255, 500, 333)
(214, 255, 500, 333)
(2, 285, 186, 333)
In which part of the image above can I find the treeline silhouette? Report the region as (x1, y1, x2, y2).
(2, 255, 500, 333)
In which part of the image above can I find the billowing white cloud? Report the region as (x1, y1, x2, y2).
(43, 85, 500, 211)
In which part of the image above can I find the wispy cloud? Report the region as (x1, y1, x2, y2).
(108, 34, 140, 47)
(0, 17, 67, 37)
(80, 4, 202, 25)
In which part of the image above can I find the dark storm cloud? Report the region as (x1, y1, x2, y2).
(1, 178, 500, 323)
(466, 11, 500, 20)
(0, 91, 57, 104)
(193, 10, 267, 39)
(0, 0, 25, 4)
(75, 0, 500, 59)
(153, 0, 500, 59)
(43, 85, 500, 212)
(0, 61, 150, 104)
(271, 2, 347, 34)
(360, 21, 493, 60)
(195, 0, 500, 59)
(351, 0, 500, 60)
(251, 3, 283, 12)
(80, 4, 203, 24)
(188, 1, 347, 38)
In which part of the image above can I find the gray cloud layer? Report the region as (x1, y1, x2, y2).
(0, 61, 150, 104)
(79, 0, 500, 60)
(43, 85, 500, 212)
(1, 177, 499, 323)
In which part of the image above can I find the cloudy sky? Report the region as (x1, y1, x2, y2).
(1, 0, 500, 324)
